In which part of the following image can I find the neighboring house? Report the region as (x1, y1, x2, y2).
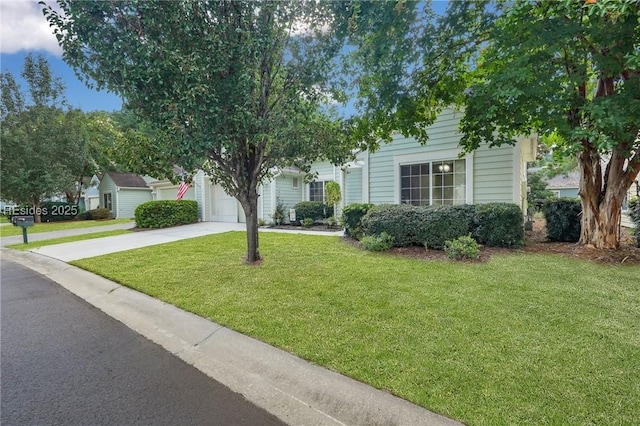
(98, 172, 152, 219)
(82, 175, 101, 211)
(545, 171, 580, 198)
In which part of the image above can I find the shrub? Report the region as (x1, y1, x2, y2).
(474, 203, 525, 248)
(135, 200, 198, 228)
(627, 197, 639, 247)
(444, 235, 480, 260)
(324, 216, 338, 229)
(258, 218, 267, 227)
(423, 204, 477, 249)
(301, 217, 314, 228)
(40, 201, 78, 222)
(361, 204, 428, 247)
(542, 198, 581, 242)
(89, 208, 111, 220)
(273, 198, 286, 225)
(360, 232, 394, 252)
(293, 201, 333, 222)
(341, 203, 374, 239)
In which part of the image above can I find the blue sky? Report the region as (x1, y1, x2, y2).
(1, 0, 123, 112)
(1, 1, 448, 114)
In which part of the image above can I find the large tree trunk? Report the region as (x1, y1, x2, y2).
(578, 149, 635, 249)
(239, 189, 261, 264)
(31, 196, 42, 223)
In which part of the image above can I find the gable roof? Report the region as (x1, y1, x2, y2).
(105, 171, 149, 188)
(546, 171, 580, 189)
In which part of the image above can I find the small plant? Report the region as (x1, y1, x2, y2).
(325, 216, 338, 229)
(301, 217, 314, 228)
(273, 198, 286, 225)
(443, 235, 480, 260)
(257, 218, 266, 227)
(360, 232, 394, 252)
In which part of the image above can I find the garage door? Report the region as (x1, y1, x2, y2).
(211, 184, 238, 222)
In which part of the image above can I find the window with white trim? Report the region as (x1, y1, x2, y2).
(400, 159, 466, 206)
(292, 177, 299, 189)
(309, 181, 325, 202)
(103, 192, 112, 210)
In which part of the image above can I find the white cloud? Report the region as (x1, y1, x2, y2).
(0, 0, 62, 55)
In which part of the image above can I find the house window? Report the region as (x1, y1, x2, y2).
(309, 181, 325, 202)
(103, 193, 112, 210)
(551, 190, 560, 198)
(400, 159, 466, 206)
(292, 177, 299, 189)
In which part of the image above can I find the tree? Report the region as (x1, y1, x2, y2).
(1, 54, 76, 222)
(348, 0, 640, 249)
(44, 0, 355, 262)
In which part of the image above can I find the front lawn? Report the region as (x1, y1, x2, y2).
(72, 232, 640, 425)
(7, 229, 131, 251)
(0, 218, 133, 237)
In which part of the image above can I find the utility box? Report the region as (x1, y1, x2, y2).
(12, 216, 35, 227)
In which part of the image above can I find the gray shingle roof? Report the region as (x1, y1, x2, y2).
(106, 172, 149, 188)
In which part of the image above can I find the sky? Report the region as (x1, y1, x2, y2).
(0, 0, 123, 112)
(1, 1, 449, 114)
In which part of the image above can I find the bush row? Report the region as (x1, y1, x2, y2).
(78, 208, 111, 220)
(356, 202, 525, 248)
(341, 203, 374, 239)
(135, 200, 198, 229)
(292, 201, 333, 222)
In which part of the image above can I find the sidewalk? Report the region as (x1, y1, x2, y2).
(0, 222, 134, 247)
(2, 249, 460, 426)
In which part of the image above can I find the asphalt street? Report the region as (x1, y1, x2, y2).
(0, 259, 284, 426)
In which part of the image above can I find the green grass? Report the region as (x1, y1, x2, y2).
(0, 218, 132, 237)
(0, 216, 10, 223)
(72, 232, 640, 425)
(7, 229, 131, 251)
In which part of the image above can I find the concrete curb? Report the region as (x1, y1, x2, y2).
(1, 249, 461, 426)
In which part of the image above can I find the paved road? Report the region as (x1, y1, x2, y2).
(0, 259, 284, 426)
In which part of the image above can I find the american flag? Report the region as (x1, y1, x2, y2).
(176, 181, 190, 200)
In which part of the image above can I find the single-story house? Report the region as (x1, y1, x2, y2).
(82, 175, 101, 211)
(147, 166, 197, 203)
(190, 108, 536, 223)
(546, 171, 580, 198)
(98, 171, 153, 219)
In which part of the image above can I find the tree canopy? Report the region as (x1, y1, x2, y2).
(347, 0, 640, 248)
(44, 0, 357, 261)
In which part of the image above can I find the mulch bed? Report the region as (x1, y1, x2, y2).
(344, 219, 640, 266)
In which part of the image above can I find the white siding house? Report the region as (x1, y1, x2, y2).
(168, 109, 536, 224)
(98, 172, 152, 219)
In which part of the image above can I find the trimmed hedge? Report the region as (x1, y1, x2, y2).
(135, 200, 198, 229)
(341, 203, 374, 238)
(78, 208, 110, 220)
(543, 198, 581, 242)
(361, 204, 428, 247)
(293, 201, 333, 222)
(361, 202, 524, 249)
(474, 203, 525, 248)
(423, 204, 477, 249)
(626, 198, 639, 247)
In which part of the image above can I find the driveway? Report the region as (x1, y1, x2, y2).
(31, 222, 246, 261)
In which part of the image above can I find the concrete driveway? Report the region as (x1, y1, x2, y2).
(31, 222, 246, 262)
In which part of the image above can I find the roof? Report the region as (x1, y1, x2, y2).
(105, 171, 149, 188)
(546, 171, 580, 189)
